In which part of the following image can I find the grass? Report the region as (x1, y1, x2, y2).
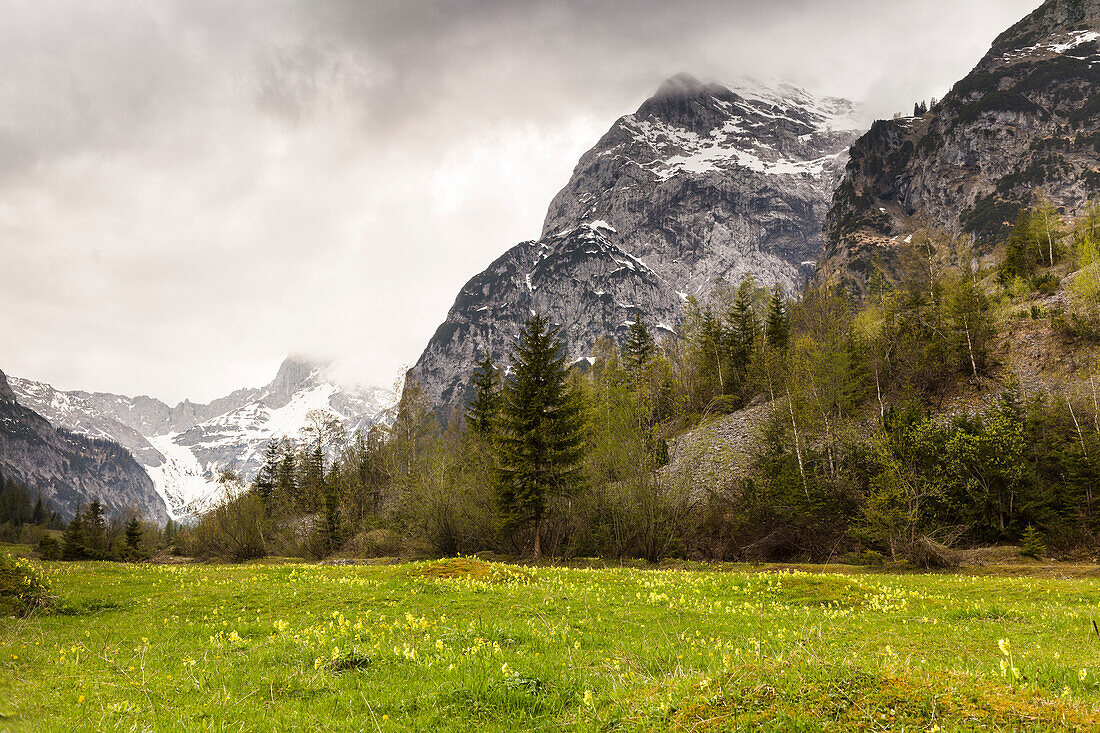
(3, 557, 1100, 731)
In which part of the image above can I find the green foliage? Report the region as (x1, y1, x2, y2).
(0, 475, 63, 541)
(953, 90, 1048, 128)
(0, 551, 51, 616)
(495, 313, 588, 557)
(963, 194, 1022, 243)
(37, 534, 61, 561)
(944, 274, 995, 379)
(160, 202, 1100, 565)
(184, 487, 268, 561)
(623, 316, 657, 373)
(765, 285, 790, 351)
(62, 500, 112, 561)
(466, 351, 500, 438)
(1000, 194, 1064, 283)
(1020, 524, 1045, 559)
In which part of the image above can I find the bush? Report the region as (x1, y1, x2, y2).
(1031, 273, 1060, 296)
(0, 553, 52, 617)
(184, 493, 268, 561)
(342, 529, 404, 558)
(1020, 525, 1046, 559)
(37, 535, 61, 561)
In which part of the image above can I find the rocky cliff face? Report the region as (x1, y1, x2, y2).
(10, 357, 396, 519)
(820, 0, 1100, 294)
(0, 369, 167, 522)
(408, 75, 864, 417)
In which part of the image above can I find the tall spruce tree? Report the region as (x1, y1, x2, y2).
(496, 313, 588, 558)
(62, 511, 87, 560)
(83, 500, 110, 560)
(466, 351, 500, 437)
(275, 439, 297, 511)
(765, 285, 790, 351)
(623, 317, 656, 373)
(729, 280, 760, 375)
(254, 439, 279, 510)
(124, 517, 144, 558)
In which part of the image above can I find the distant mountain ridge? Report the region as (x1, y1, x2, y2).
(9, 357, 396, 519)
(407, 74, 866, 418)
(0, 368, 166, 522)
(819, 0, 1100, 293)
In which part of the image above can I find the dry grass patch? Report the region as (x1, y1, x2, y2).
(671, 665, 1100, 732)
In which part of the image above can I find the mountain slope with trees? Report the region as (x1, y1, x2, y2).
(819, 0, 1100, 295)
(407, 75, 864, 421)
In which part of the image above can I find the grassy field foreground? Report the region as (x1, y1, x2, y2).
(3, 557, 1100, 731)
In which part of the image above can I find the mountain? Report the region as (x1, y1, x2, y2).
(9, 357, 396, 519)
(819, 0, 1100, 294)
(407, 74, 865, 417)
(0, 368, 167, 522)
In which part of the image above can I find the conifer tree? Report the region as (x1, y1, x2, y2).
(496, 313, 588, 558)
(83, 500, 110, 560)
(765, 285, 790, 351)
(466, 351, 500, 437)
(301, 444, 325, 511)
(945, 274, 995, 380)
(253, 439, 279, 509)
(729, 280, 760, 373)
(623, 317, 656, 373)
(320, 476, 342, 556)
(275, 439, 297, 511)
(123, 517, 144, 559)
(61, 511, 86, 560)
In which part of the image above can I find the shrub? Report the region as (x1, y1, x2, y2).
(1020, 525, 1046, 559)
(0, 553, 52, 617)
(1031, 273, 1060, 296)
(37, 535, 61, 561)
(185, 493, 268, 561)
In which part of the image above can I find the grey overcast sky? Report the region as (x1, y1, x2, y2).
(1, 0, 1041, 403)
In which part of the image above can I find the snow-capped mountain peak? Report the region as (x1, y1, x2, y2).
(9, 356, 397, 520)
(407, 75, 866, 419)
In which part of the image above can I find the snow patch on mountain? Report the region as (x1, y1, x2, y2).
(11, 357, 397, 521)
(146, 434, 233, 518)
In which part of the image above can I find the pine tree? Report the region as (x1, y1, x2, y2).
(32, 495, 46, 525)
(83, 500, 110, 560)
(253, 439, 279, 509)
(62, 511, 86, 560)
(275, 439, 297, 511)
(164, 518, 178, 546)
(123, 517, 144, 559)
(496, 313, 588, 558)
(623, 318, 656, 373)
(466, 351, 500, 437)
(765, 285, 790, 351)
(729, 280, 760, 374)
(301, 444, 325, 511)
(320, 476, 342, 556)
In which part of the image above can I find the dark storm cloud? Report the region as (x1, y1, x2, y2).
(0, 0, 1041, 401)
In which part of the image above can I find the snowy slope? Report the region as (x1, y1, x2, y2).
(11, 357, 397, 520)
(408, 74, 867, 418)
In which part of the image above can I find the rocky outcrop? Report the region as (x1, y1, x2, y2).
(0, 368, 167, 522)
(820, 0, 1100, 294)
(408, 75, 864, 418)
(663, 401, 773, 499)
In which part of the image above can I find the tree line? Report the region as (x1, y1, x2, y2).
(92, 194, 1100, 564)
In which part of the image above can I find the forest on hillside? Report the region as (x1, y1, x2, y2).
(62, 195, 1100, 566)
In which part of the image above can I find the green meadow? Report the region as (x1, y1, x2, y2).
(4, 554, 1100, 731)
